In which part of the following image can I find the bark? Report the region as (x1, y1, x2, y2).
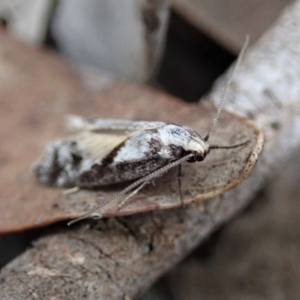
(2, 1, 300, 299)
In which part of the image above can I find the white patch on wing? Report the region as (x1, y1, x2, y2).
(158, 125, 190, 146)
(114, 131, 155, 162)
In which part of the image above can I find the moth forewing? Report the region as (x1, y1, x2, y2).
(34, 118, 210, 188)
(34, 116, 169, 187)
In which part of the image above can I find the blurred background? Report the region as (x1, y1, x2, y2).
(0, 0, 299, 299)
(0, 0, 291, 101)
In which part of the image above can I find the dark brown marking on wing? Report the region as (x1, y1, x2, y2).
(167, 144, 184, 158)
(146, 137, 163, 157)
(77, 156, 170, 188)
(35, 140, 83, 187)
(39, 145, 63, 186)
(100, 139, 127, 168)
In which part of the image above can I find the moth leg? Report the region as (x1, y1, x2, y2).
(117, 181, 150, 211)
(63, 186, 80, 195)
(177, 164, 184, 207)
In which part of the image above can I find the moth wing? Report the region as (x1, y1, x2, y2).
(61, 116, 169, 186)
(75, 126, 172, 187)
(35, 129, 133, 188)
(66, 115, 166, 135)
(68, 131, 129, 163)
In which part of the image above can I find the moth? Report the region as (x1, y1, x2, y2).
(34, 38, 249, 225)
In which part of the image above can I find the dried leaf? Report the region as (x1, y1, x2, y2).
(0, 33, 263, 234)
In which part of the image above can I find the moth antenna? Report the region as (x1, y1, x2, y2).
(68, 153, 194, 225)
(210, 140, 249, 150)
(204, 35, 249, 142)
(117, 180, 149, 210)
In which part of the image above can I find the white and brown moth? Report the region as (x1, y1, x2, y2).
(34, 38, 249, 225)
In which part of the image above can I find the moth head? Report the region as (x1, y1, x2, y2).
(183, 129, 210, 162)
(161, 124, 210, 162)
